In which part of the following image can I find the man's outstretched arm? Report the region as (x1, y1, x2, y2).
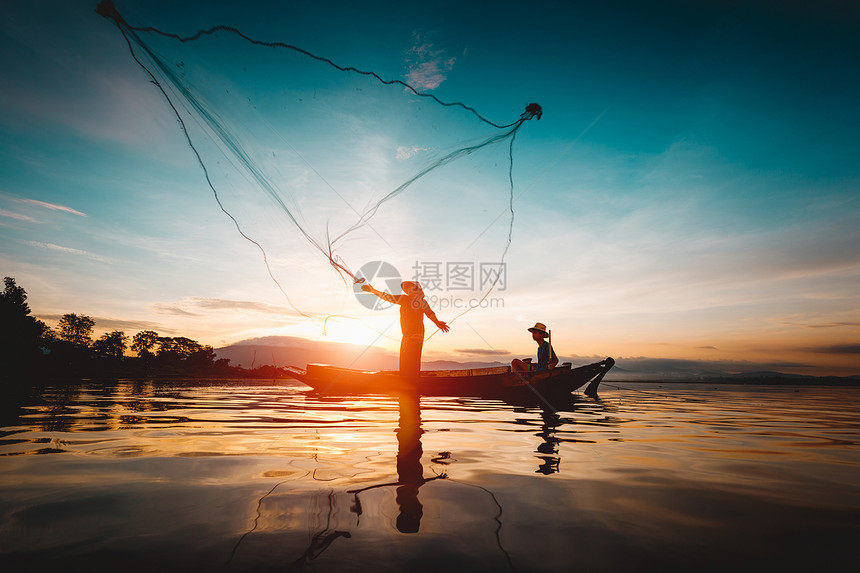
(361, 283, 399, 304)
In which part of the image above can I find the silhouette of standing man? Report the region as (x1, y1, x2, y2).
(361, 281, 449, 376)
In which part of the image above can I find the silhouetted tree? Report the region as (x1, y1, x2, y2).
(157, 336, 202, 358)
(92, 330, 128, 357)
(57, 313, 95, 347)
(153, 336, 213, 373)
(2, 276, 30, 314)
(186, 344, 216, 369)
(131, 330, 159, 358)
(1, 277, 51, 380)
(1, 279, 240, 381)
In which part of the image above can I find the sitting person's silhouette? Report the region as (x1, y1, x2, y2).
(512, 322, 558, 371)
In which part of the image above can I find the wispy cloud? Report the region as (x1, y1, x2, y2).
(791, 321, 860, 329)
(38, 315, 175, 335)
(93, 318, 169, 332)
(154, 304, 202, 317)
(405, 32, 456, 91)
(190, 297, 296, 315)
(0, 208, 37, 222)
(151, 298, 300, 319)
(396, 145, 431, 160)
(807, 344, 860, 355)
(22, 240, 110, 263)
(456, 348, 511, 356)
(19, 198, 87, 217)
(190, 297, 316, 316)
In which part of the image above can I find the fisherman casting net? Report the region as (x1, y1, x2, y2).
(96, 1, 541, 336)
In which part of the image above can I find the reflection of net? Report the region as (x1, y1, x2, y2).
(96, 0, 540, 330)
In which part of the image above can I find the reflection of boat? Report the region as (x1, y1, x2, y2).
(286, 358, 614, 398)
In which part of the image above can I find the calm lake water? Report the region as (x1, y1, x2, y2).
(1, 380, 858, 572)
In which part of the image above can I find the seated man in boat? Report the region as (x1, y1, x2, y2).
(360, 281, 449, 376)
(511, 322, 558, 371)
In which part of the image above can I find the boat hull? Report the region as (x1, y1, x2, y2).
(286, 358, 614, 399)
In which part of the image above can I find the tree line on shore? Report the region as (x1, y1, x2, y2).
(1, 277, 285, 383)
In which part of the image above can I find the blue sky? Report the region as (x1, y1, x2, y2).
(1, 0, 858, 375)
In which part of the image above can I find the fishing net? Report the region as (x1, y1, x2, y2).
(96, 1, 540, 334)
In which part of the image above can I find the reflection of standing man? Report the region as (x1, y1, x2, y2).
(361, 281, 449, 376)
(395, 393, 447, 532)
(347, 392, 445, 533)
(395, 392, 424, 533)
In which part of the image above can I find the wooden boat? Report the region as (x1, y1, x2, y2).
(285, 358, 614, 399)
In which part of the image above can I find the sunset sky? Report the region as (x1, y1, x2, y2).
(1, 1, 858, 376)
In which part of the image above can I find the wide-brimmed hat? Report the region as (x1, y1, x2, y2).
(528, 322, 548, 336)
(401, 281, 423, 293)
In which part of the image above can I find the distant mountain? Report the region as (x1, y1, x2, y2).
(726, 371, 813, 379)
(215, 336, 398, 371)
(215, 337, 859, 383)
